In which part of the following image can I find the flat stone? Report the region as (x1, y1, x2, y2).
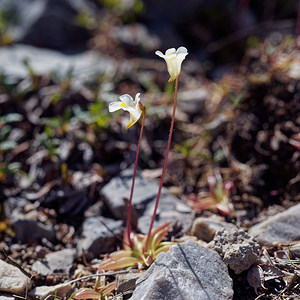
(10, 206, 56, 244)
(0, 44, 115, 80)
(212, 228, 260, 274)
(0, 259, 30, 294)
(117, 271, 143, 295)
(29, 283, 73, 300)
(0, 0, 94, 49)
(0, 293, 16, 300)
(131, 240, 233, 300)
(101, 169, 192, 234)
(32, 249, 76, 276)
(77, 217, 123, 259)
(249, 203, 300, 245)
(191, 216, 237, 242)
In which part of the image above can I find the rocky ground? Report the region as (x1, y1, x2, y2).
(1, 1, 300, 300)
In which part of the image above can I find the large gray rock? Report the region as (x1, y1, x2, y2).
(249, 203, 300, 245)
(0, 259, 30, 294)
(0, 44, 115, 80)
(212, 228, 260, 274)
(131, 240, 233, 300)
(32, 249, 76, 276)
(77, 216, 123, 259)
(101, 169, 192, 234)
(0, 0, 94, 49)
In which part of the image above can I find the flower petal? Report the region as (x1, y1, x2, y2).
(108, 101, 123, 112)
(126, 108, 142, 129)
(155, 50, 165, 58)
(176, 46, 188, 55)
(119, 94, 134, 107)
(165, 48, 176, 55)
(135, 93, 141, 103)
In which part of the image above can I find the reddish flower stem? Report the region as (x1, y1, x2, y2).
(126, 111, 145, 248)
(144, 77, 179, 251)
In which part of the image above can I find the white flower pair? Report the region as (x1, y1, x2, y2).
(109, 47, 188, 128)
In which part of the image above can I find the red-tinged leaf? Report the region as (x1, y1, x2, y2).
(144, 222, 172, 251)
(216, 201, 232, 215)
(105, 250, 133, 261)
(154, 243, 175, 257)
(73, 288, 101, 299)
(98, 256, 140, 271)
(151, 223, 172, 250)
(100, 281, 117, 296)
(191, 197, 217, 210)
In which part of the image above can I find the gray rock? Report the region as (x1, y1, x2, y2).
(32, 249, 75, 276)
(29, 283, 73, 300)
(101, 170, 192, 234)
(0, 44, 115, 80)
(249, 203, 300, 245)
(0, 293, 16, 300)
(131, 240, 233, 300)
(0, 0, 94, 49)
(77, 216, 123, 259)
(10, 205, 56, 244)
(111, 23, 160, 53)
(117, 271, 143, 295)
(191, 216, 237, 242)
(212, 228, 260, 274)
(3, 197, 30, 217)
(0, 259, 30, 294)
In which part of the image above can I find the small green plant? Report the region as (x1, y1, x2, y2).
(37, 128, 61, 158)
(73, 276, 117, 300)
(98, 222, 174, 271)
(188, 171, 234, 215)
(0, 162, 22, 182)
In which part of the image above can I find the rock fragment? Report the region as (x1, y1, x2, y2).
(211, 228, 260, 274)
(249, 203, 300, 245)
(191, 216, 236, 242)
(32, 249, 75, 276)
(0, 259, 30, 294)
(77, 217, 123, 259)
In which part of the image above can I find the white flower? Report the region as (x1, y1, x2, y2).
(155, 47, 188, 82)
(109, 93, 143, 129)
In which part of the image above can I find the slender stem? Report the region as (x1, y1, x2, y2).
(126, 111, 145, 248)
(144, 77, 179, 251)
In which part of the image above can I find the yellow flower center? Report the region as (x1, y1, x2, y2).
(120, 102, 127, 108)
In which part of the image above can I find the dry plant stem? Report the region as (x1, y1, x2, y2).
(126, 111, 146, 247)
(144, 77, 179, 252)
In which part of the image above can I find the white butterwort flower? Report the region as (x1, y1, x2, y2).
(155, 47, 188, 82)
(109, 93, 143, 129)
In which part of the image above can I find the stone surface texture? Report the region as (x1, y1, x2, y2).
(77, 216, 123, 259)
(131, 240, 233, 300)
(191, 216, 236, 242)
(32, 249, 76, 276)
(0, 45, 115, 80)
(249, 203, 300, 245)
(0, 259, 30, 294)
(212, 228, 260, 274)
(29, 283, 73, 300)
